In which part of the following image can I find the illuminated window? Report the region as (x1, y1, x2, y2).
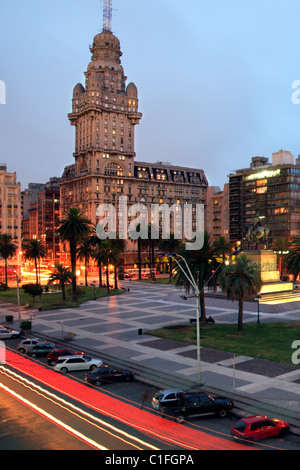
(104, 162, 123, 176)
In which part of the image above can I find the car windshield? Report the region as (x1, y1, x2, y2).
(234, 421, 247, 432)
(56, 358, 65, 364)
(153, 393, 164, 401)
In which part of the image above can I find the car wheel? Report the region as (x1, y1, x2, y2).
(50, 360, 55, 366)
(95, 380, 102, 387)
(90, 365, 97, 371)
(175, 415, 185, 424)
(32, 353, 37, 358)
(11, 335, 17, 339)
(217, 408, 228, 418)
(19, 348, 25, 353)
(61, 367, 68, 373)
(279, 428, 289, 437)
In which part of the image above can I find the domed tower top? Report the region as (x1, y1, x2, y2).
(90, 29, 122, 65)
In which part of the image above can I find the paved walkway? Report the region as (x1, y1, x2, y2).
(2, 280, 300, 422)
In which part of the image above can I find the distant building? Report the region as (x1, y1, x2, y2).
(21, 183, 46, 220)
(228, 150, 300, 248)
(27, 178, 60, 264)
(205, 184, 229, 241)
(0, 164, 21, 267)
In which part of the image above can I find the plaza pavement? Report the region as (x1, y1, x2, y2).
(2, 280, 300, 425)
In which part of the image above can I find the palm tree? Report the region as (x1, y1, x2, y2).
(77, 235, 95, 286)
(57, 208, 92, 301)
(273, 237, 291, 279)
(213, 236, 233, 263)
(48, 264, 72, 301)
(0, 234, 18, 287)
(175, 231, 216, 322)
(218, 254, 262, 335)
(284, 238, 300, 281)
(159, 234, 182, 282)
(111, 238, 127, 289)
(128, 223, 145, 280)
(95, 240, 115, 293)
(23, 239, 47, 285)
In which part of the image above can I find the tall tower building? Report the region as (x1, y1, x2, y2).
(60, 5, 208, 270)
(61, 7, 142, 223)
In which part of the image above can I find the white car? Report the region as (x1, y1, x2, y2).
(0, 327, 20, 339)
(17, 338, 44, 353)
(54, 355, 103, 373)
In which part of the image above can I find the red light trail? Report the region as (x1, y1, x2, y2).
(0, 350, 258, 450)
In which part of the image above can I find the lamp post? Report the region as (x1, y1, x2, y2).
(255, 294, 262, 324)
(157, 252, 202, 385)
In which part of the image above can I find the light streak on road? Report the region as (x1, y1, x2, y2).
(0, 366, 159, 450)
(4, 350, 255, 450)
(0, 381, 108, 450)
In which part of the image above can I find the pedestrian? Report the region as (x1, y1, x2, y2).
(141, 388, 149, 409)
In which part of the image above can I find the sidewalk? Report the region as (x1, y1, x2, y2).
(1, 280, 300, 428)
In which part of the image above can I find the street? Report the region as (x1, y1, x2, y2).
(0, 338, 299, 451)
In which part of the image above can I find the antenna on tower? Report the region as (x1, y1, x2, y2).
(103, 0, 112, 31)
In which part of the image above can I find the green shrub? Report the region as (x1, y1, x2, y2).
(22, 283, 43, 301)
(5, 315, 13, 323)
(21, 320, 31, 331)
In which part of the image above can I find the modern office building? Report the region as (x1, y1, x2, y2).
(26, 178, 60, 264)
(228, 150, 300, 248)
(60, 13, 208, 268)
(205, 184, 229, 242)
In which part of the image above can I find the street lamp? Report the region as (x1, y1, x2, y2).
(157, 252, 202, 385)
(255, 294, 262, 324)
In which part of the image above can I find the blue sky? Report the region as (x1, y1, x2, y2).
(1, 0, 300, 190)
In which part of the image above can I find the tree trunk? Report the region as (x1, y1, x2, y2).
(98, 262, 103, 288)
(238, 298, 243, 334)
(138, 238, 142, 280)
(114, 265, 118, 290)
(85, 258, 88, 286)
(70, 241, 77, 301)
(61, 282, 66, 301)
(200, 288, 206, 322)
(4, 259, 7, 287)
(169, 257, 173, 283)
(34, 258, 39, 285)
(106, 262, 110, 294)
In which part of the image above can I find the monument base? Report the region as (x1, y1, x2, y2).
(239, 249, 293, 294)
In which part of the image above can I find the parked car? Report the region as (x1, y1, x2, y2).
(54, 355, 103, 373)
(0, 327, 20, 339)
(17, 338, 44, 353)
(159, 392, 234, 423)
(85, 367, 134, 386)
(231, 415, 290, 442)
(47, 348, 84, 366)
(152, 389, 185, 410)
(26, 343, 56, 358)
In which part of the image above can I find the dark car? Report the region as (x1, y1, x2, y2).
(85, 367, 134, 386)
(231, 415, 290, 442)
(26, 343, 56, 358)
(160, 392, 234, 423)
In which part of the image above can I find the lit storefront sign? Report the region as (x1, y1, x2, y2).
(244, 169, 281, 181)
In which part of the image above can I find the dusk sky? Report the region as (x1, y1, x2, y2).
(1, 0, 300, 190)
